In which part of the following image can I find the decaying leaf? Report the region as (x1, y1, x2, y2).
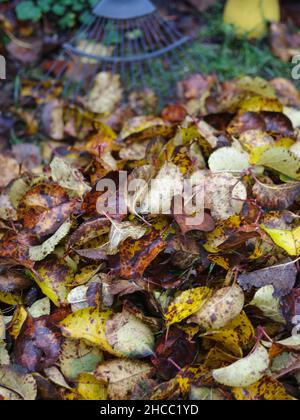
(250, 285, 285, 323)
(165, 287, 212, 326)
(260, 225, 300, 256)
(104, 311, 155, 358)
(29, 220, 72, 262)
(59, 339, 103, 381)
(213, 345, 270, 387)
(50, 157, 91, 197)
(238, 261, 297, 297)
(232, 376, 295, 400)
(188, 285, 245, 330)
(0, 366, 37, 400)
(107, 222, 147, 255)
(95, 359, 153, 400)
(85, 72, 123, 114)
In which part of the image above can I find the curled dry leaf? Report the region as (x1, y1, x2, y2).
(250, 285, 285, 323)
(107, 221, 147, 255)
(188, 285, 245, 330)
(212, 345, 270, 387)
(253, 180, 300, 210)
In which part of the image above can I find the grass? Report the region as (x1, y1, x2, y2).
(148, 3, 300, 95)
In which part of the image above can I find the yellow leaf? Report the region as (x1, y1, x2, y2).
(76, 373, 107, 401)
(95, 359, 153, 400)
(9, 306, 27, 340)
(33, 258, 73, 307)
(202, 312, 255, 357)
(233, 376, 295, 400)
(0, 291, 22, 306)
(204, 215, 242, 253)
(256, 147, 300, 179)
(60, 308, 120, 356)
(239, 96, 283, 113)
(177, 365, 212, 394)
(165, 287, 212, 326)
(260, 225, 300, 256)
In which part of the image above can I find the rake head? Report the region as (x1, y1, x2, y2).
(43, 0, 193, 101)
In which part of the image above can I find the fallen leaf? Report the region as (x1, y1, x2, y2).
(233, 376, 295, 400)
(213, 345, 270, 387)
(107, 222, 147, 255)
(29, 220, 72, 262)
(165, 287, 212, 326)
(250, 285, 285, 323)
(0, 366, 37, 400)
(50, 157, 91, 197)
(59, 339, 103, 381)
(95, 359, 153, 400)
(261, 225, 300, 256)
(188, 285, 245, 330)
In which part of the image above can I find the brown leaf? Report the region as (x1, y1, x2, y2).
(238, 260, 297, 297)
(151, 327, 197, 380)
(13, 315, 62, 372)
(253, 180, 300, 210)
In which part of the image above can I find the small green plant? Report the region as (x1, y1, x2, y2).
(1, 0, 98, 29)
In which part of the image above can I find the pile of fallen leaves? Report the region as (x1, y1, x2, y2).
(1, 72, 300, 400)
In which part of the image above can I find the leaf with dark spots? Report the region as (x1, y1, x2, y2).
(116, 230, 167, 279)
(227, 112, 266, 135)
(0, 231, 37, 268)
(34, 373, 61, 400)
(75, 247, 108, 261)
(261, 112, 294, 137)
(253, 181, 300, 210)
(18, 183, 79, 238)
(0, 270, 32, 292)
(151, 327, 197, 381)
(281, 289, 300, 325)
(13, 315, 62, 372)
(67, 217, 110, 250)
(238, 260, 297, 297)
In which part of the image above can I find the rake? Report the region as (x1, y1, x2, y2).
(42, 0, 193, 101)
